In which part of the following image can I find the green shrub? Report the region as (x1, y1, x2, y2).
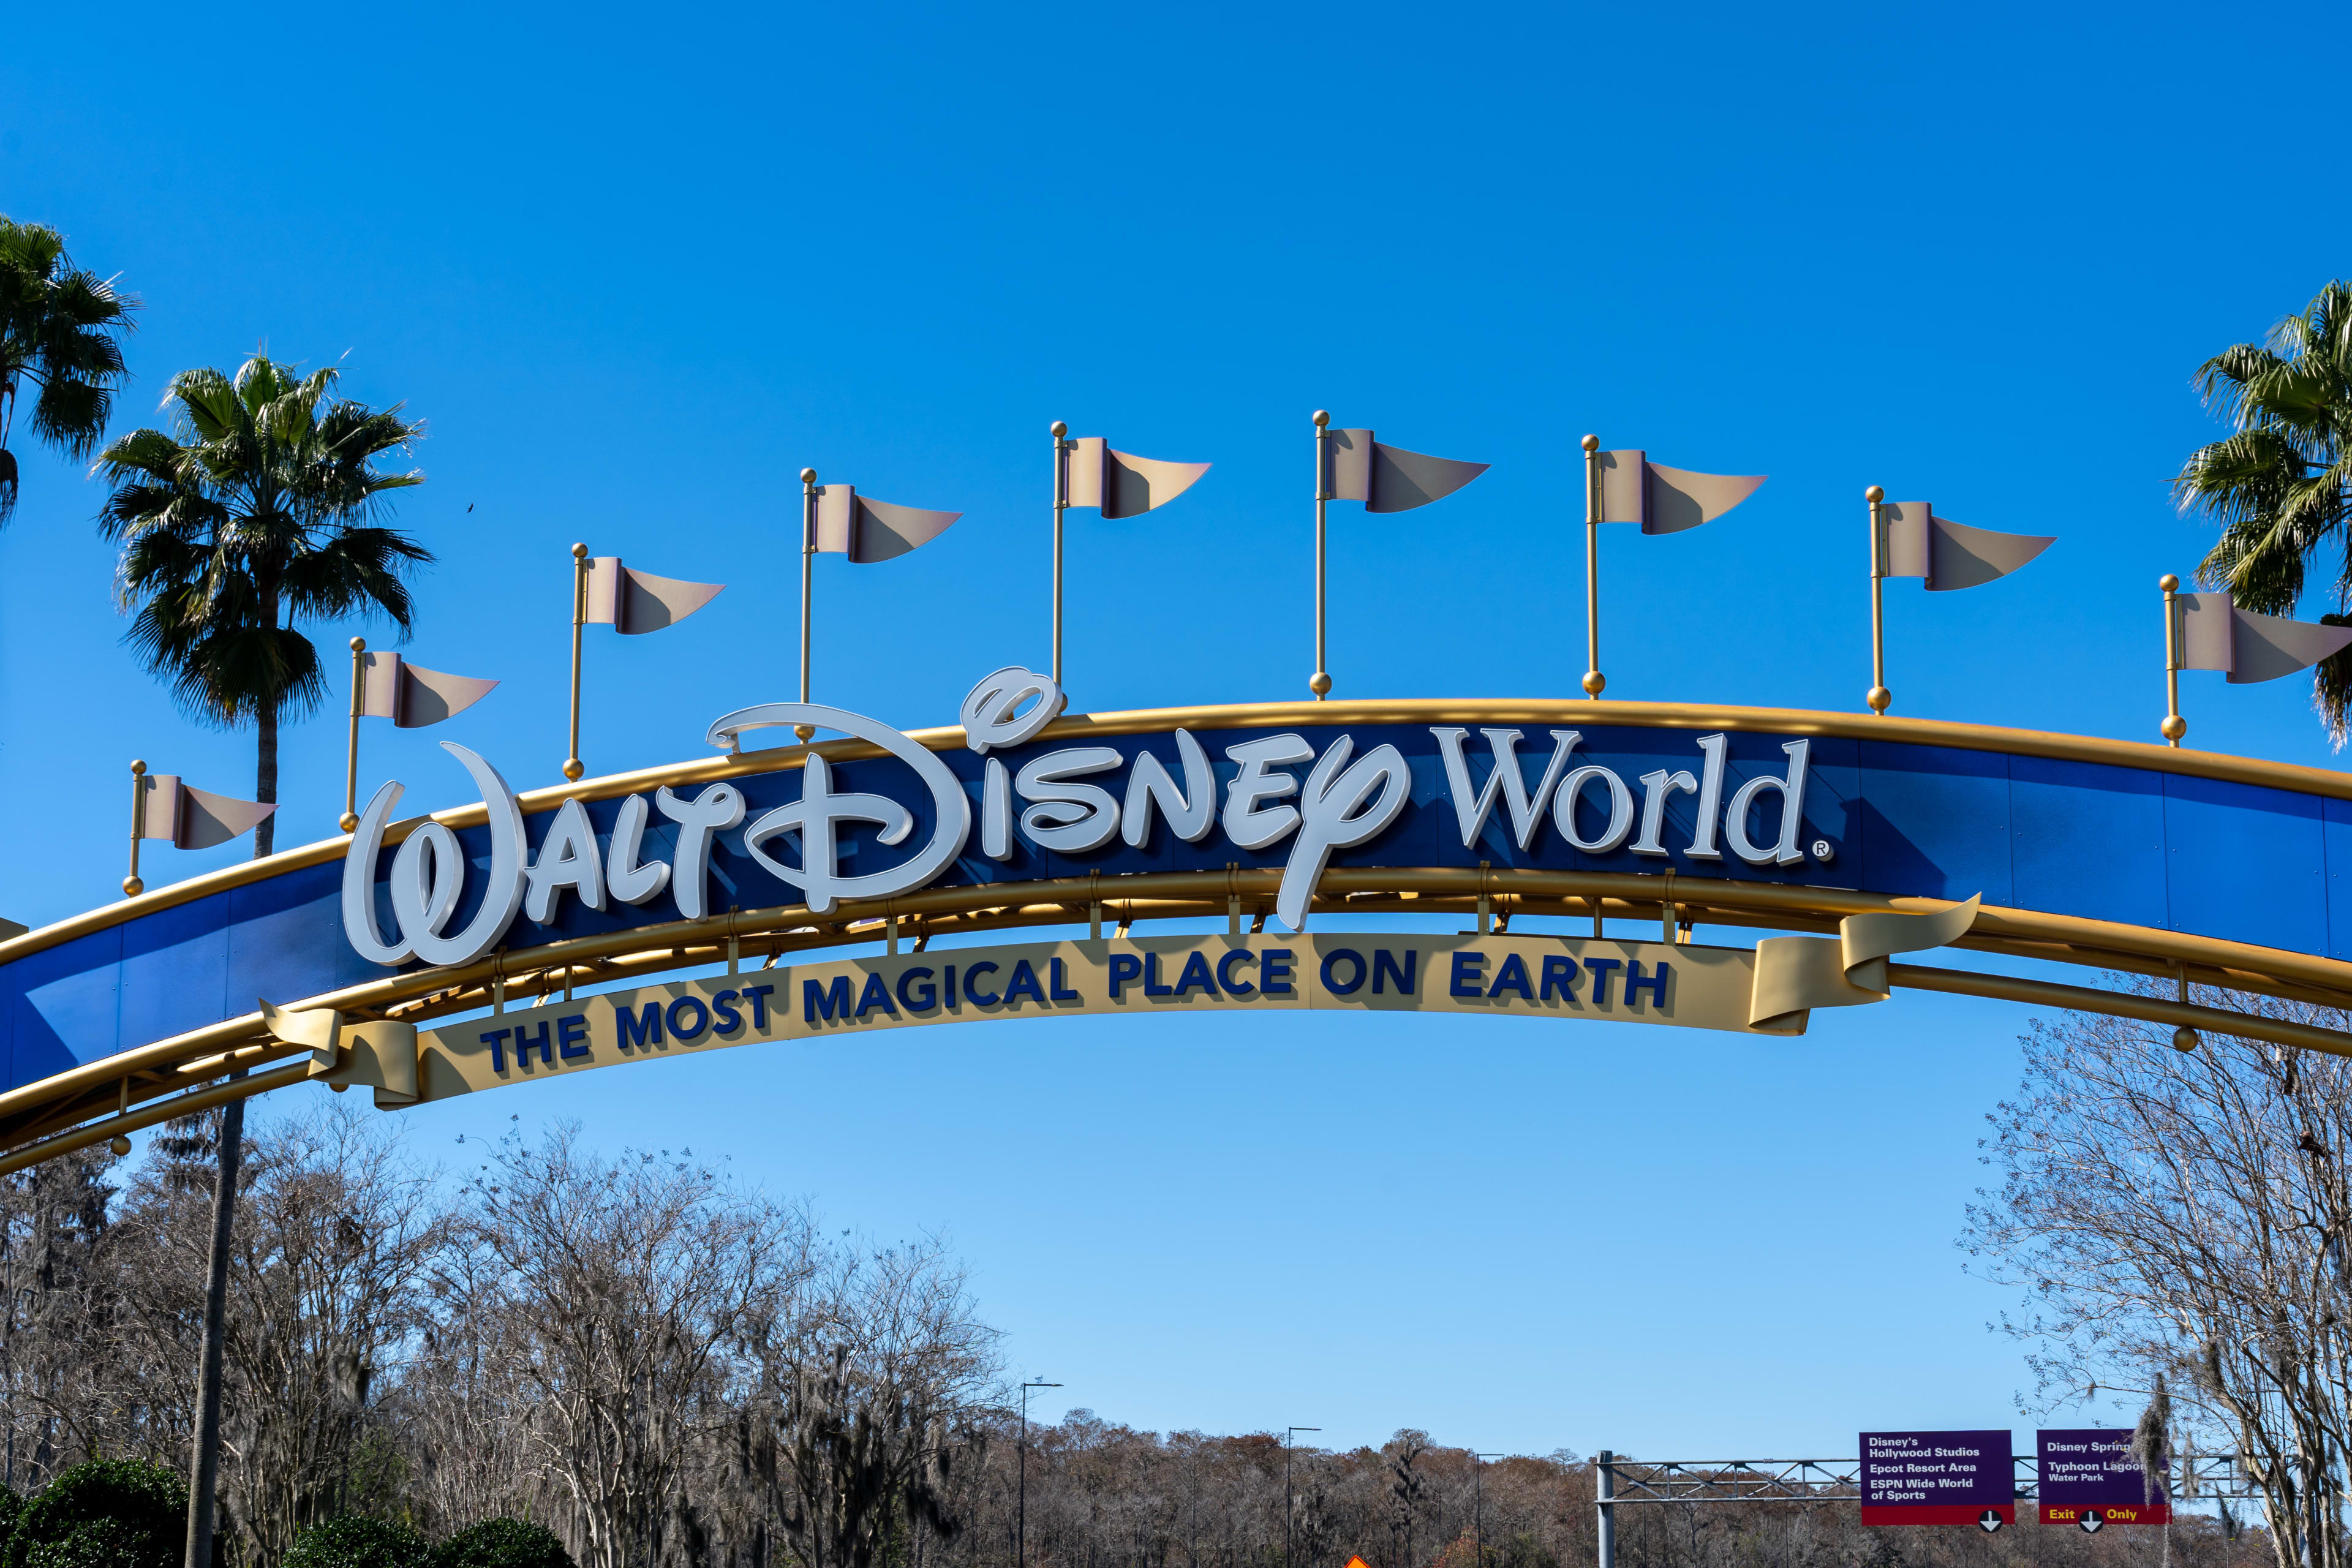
(24, 1520, 158, 1568)
(432, 1520, 573, 1568)
(284, 1518, 431, 1568)
(3, 1460, 186, 1568)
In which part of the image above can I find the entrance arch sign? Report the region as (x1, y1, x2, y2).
(8, 674, 2352, 1169)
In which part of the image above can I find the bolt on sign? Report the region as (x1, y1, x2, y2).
(1860, 1431, 2014, 1529)
(2037, 1428, 2168, 1529)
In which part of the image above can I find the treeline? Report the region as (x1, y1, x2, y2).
(986, 1429, 2253, 1568)
(0, 1105, 2269, 1568)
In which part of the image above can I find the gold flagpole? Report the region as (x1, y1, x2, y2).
(1581, 435, 1604, 698)
(2161, 573, 2187, 747)
(799, 469, 818, 704)
(341, 636, 366, 832)
(1050, 421, 1069, 685)
(124, 759, 147, 897)
(1311, 410, 1332, 700)
(565, 543, 588, 782)
(1866, 486, 1891, 714)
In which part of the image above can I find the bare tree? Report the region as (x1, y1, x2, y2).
(1966, 979, 2352, 1568)
(83, 1106, 448, 1565)
(395, 1218, 552, 1540)
(1386, 1431, 1429, 1568)
(214, 1108, 450, 1562)
(454, 1125, 815, 1568)
(756, 1233, 999, 1568)
(0, 1145, 120, 1486)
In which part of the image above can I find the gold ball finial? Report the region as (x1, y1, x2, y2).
(1308, 671, 1332, 696)
(1312, 410, 1330, 428)
(1865, 485, 1884, 503)
(800, 467, 817, 485)
(563, 758, 584, 782)
(107, 1134, 132, 1157)
(2160, 573, 2180, 592)
(2173, 1025, 2201, 1053)
(793, 723, 816, 742)
(1050, 421, 1068, 439)
(2161, 714, 2188, 742)
(330, 1080, 349, 1093)
(1867, 686, 1893, 713)
(337, 811, 360, 833)
(1580, 434, 1600, 453)
(349, 635, 366, 653)
(121, 876, 143, 897)
(130, 759, 146, 776)
(1581, 669, 1606, 697)
(570, 542, 588, 560)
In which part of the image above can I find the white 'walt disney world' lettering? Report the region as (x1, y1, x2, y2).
(340, 671, 1817, 970)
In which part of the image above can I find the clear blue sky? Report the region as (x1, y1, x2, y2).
(4, 0, 2345, 1466)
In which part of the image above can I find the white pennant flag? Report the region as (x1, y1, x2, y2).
(1062, 437, 1210, 518)
(1324, 428, 1488, 512)
(584, 557, 725, 633)
(2178, 592, 2352, 683)
(358, 652, 499, 727)
(137, 774, 276, 850)
(1596, 451, 1766, 533)
(1879, 502, 2053, 590)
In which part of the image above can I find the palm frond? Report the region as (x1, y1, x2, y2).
(2181, 281, 2352, 733)
(2316, 619, 2352, 742)
(30, 375, 110, 459)
(2192, 343, 2285, 426)
(96, 352, 431, 741)
(0, 216, 137, 522)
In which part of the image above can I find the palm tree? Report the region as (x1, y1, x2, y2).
(95, 353, 429, 1568)
(2176, 280, 2352, 734)
(95, 353, 431, 856)
(0, 217, 138, 526)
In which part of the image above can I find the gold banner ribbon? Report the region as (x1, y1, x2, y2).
(1747, 895, 1981, 1031)
(265, 998, 420, 1109)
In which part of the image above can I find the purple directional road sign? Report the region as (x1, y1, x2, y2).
(1860, 1431, 2015, 1528)
(2038, 1429, 2168, 1528)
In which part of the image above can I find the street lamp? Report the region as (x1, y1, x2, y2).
(1473, 1454, 1506, 1568)
(1019, 1379, 1062, 1568)
(1287, 1427, 1322, 1568)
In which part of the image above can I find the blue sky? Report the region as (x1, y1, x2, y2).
(4, 0, 2347, 1466)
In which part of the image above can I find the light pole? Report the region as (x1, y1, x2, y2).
(1019, 1378, 1061, 1568)
(1596, 1450, 1616, 1568)
(1287, 1427, 1322, 1568)
(1473, 1453, 1505, 1568)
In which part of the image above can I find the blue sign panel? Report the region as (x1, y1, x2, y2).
(1861, 1430, 2014, 1527)
(2038, 1428, 2167, 1527)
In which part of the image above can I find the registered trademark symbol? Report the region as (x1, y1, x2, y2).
(1811, 838, 1834, 862)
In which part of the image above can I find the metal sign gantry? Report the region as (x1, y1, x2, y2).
(1593, 1450, 2262, 1568)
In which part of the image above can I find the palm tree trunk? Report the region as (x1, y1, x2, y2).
(183, 1092, 243, 1568)
(186, 693, 274, 1568)
(252, 700, 277, 858)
